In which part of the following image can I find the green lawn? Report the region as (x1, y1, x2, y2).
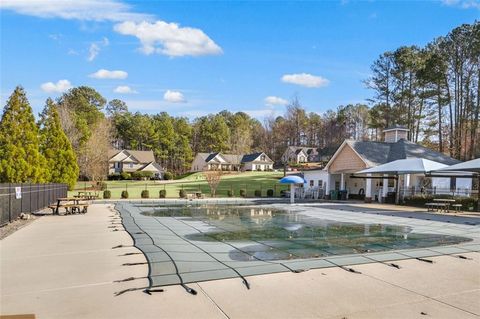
(71, 171, 290, 199)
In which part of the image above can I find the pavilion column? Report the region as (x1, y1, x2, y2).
(325, 173, 332, 199)
(290, 184, 295, 204)
(365, 173, 372, 203)
(340, 173, 345, 190)
(404, 174, 411, 197)
(382, 174, 389, 203)
(405, 174, 411, 187)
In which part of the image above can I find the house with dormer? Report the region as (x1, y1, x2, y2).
(282, 146, 319, 164)
(190, 152, 274, 172)
(108, 149, 164, 178)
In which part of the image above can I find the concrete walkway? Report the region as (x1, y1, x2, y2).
(1, 204, 479, 319)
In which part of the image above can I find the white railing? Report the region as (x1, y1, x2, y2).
(400, 187, 478, 198)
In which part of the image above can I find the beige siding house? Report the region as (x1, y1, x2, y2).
(282, 146, 319, 164)
(108, 149, 164, 178)
(191, 152, 273, 172)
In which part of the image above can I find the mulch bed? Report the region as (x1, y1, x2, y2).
(0, 216, 38, 240)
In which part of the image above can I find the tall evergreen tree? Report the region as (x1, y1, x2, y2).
(39, 98, 79, 190)
(0, 86, 46, 183)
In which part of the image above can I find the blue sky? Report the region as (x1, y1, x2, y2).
(1, 0, 479, 119)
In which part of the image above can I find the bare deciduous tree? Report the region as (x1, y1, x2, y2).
(204, 170, 223, 197)
(57, 103, 81, 152)
(82, 118, 112, 188)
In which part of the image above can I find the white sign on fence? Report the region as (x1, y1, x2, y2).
(15, 187, 21, 199)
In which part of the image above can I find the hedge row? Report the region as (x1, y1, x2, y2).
(102, 188, 277, 199)
(403, 194, 478, 210)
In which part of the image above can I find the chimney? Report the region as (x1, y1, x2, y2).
(383, 125, 409, 143)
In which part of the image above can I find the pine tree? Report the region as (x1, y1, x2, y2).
(0, 86, 46, 183)
(39, 98, 79, 190)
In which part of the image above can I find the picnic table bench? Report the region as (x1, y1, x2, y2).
(49, 197, 89, 215)
(186, 192, 205, 199)
(75, 192, 99, 200)
(425, 199, 458, 213)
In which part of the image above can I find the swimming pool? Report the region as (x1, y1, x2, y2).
(115, 202, 478, 294)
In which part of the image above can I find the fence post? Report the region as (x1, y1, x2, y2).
(8, 183, 12, 223)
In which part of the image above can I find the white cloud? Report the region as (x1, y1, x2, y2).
(40, 79, 72, 93)
(114, 20, 223, 57)
(48, 33, 62, 41)
(114, 85, 137, 94)
(264, 96, 288, 106)
(244, 106, 276, 118)
(281, 73, 330, 88)
(88, 43, 100, 61)
(163, 90, 185, 103)
(101, 37, 109, 46)
(89, 69, 128, 79)
(441, 0, 480, 9)
(0, 0, 152, 21)
(67, 49, 79, 55)
(87, 37, 109, 62)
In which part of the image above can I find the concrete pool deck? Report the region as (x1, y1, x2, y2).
(1, 203, 479, 319)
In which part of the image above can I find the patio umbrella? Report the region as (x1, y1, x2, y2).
(433, 158, 480, 173)
(279, 175, 305, 204)
(356, 158, 448, 175)
(356, 158, 448, 204)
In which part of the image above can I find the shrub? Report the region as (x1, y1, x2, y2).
(121, 190, 129, 199)
(266, 189, 274, 197)
(131, 172, 142, 180)
(141, 190, 150, 198)
(103, 190, 111, 199)
(97, 181, 107, 191)
(108, 173, 121, 180)
(240, 189, 246, 197)
(159, 189, 166, 198)
(120, 172, 131, 180)
(254, 190, 262, 197)
(164, 172, 174, 180)
(227, 190, 234, 197)
(179, 189, 187, 198)
(132, 171, 152, 180)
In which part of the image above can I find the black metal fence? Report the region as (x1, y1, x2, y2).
(0, 183, 68, 226)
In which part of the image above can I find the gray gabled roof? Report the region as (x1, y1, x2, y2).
(222, 154, 243, 165)
(241, 152, 274, 163)
(346, 140, 391, 166)
(346, 139, 460, 167)
(241, 152, 264, 163)
(390, 140, 460, 165)
(108, 149, 155, 164)
(205, 152, 220, 162)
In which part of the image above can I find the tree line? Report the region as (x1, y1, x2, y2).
(0, 22, 478, 186)
(366, 22, 479, 159)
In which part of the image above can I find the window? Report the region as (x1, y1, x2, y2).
(129, 163, 133, 168)
(261, 155, 266, 161)
(309, 180, 314, 187)
(318, 180, 322, 186)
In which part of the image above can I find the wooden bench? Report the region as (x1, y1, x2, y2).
(425, 202, 448, 212)
(48, 203, 89, 215)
